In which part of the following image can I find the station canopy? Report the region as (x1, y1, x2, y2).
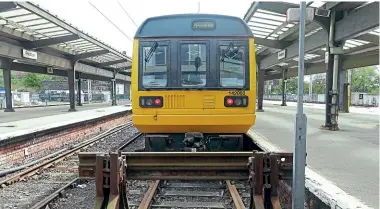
(243, 1, 379, 75)
(0, 2, 132, 74)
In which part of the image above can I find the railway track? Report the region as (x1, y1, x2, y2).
(0, 121, 141, 209)
(137, 180, 248, 209)
(78, 151, 293, 209)
(0, 122, 294, 209)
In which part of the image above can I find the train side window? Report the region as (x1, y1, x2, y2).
(180, 44, 207, 87)
(219, 45, 245, 88)
(142, 46, 168, 87)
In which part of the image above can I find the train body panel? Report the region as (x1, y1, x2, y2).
(130, 14, 257, 150)
(132, 114, 255, 133)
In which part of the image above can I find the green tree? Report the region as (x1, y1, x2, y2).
(271, 82, 282, 94)
(351, 66, 379, 93)
(312, 73, 326, 94)
(304, 80, 310, 94)
(285, 77, 298, 94)
(22, 73, 43, 91)
(271, 78, 310, 94)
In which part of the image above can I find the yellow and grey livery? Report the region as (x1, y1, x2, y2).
(131, 14, 257, 151)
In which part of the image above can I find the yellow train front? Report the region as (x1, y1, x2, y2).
(131, 14, 257, 151)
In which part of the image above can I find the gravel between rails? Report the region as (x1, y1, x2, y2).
(50, 132, 147, 209)
(150, 180, 241, 209)
(84, 126, 140, 152)
(0, 124, 138, 209)
(48, 135, 254, 209)
(47, 180, 96, 209)
(233, 180, 251, 207)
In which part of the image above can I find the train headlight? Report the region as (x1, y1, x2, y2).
(234, 98, 242, 105)
(224, 96, 248, 107)
(139, 96, 163, 108)
(146, 99, 153, 106)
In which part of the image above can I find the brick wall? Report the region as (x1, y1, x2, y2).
(0, 114, 130, 169)
(278, 180, 331, 209)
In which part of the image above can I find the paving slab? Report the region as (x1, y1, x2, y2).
(252, 101, 379, 208)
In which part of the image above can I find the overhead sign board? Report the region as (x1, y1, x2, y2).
(47, 67, 54, 74)
(286, 8, 315, 23)
(192, 20, 216, 30)
(278, 49, 286, 60)
(286, 8, 330, 23)
(22, 49, 37, 60)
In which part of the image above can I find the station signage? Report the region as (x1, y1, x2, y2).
(277, 49, 286, 60)
(47, 67, 54, 74)
(192, 20, 216, 30)
(22, 49, 37, 60)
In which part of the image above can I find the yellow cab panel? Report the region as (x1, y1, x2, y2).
(130, 14, 257, 134)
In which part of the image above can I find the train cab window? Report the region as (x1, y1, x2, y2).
(219, 45, 245, 88)
(142, 45, 168, 88)
(180, 44, 207, 87)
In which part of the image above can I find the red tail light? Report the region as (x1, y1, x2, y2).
(224, 96, 248, 107)
(154, 98, 161, 105)
(139, 96, 163, 108)
(226, 98, 234, 105)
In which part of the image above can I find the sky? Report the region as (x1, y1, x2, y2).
(28, 0, 380, 73)
(31, 0, 253, 57)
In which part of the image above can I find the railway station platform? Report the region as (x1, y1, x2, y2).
(0, 101, 130, 123)
(264, 100, 380, 115)
(251, 100, 379, 208)
(0, 104, 131, 141)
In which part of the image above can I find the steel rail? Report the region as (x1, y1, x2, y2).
(116, 132, 143, 151)
(138, 180, 247, 208)
(29, 178, 80, 209)
(25, 122, 141, 209)
(78, 151, 293, 181)
(226, 180, 246, 209)
(137, 180, 160, 209)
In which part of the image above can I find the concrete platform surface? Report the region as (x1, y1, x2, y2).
(0, 101, 130, 123)
(0, 105, 131, 141)
(252, 101, 379, 208)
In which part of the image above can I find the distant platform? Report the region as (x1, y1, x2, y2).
(0, 105, 131, 142)
(0, 101, 130, 123)
(252, 100, 379, 208)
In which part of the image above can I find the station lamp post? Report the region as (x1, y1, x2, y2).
(287, 4, 308, 207)
(286, 3, 330, 208)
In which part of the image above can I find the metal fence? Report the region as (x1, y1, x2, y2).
(264, 92, 379, 107)
(0, 91, 130, 109)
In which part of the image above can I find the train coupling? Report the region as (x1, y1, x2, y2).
(183, 132, 205, 151)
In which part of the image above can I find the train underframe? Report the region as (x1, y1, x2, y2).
(143, 132, 258, 152)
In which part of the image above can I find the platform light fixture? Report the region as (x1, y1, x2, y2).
(286, 7, 330, 23)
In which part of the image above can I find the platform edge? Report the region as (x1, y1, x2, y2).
(0, 106, 132, 141)
(247, 129, 374, 209)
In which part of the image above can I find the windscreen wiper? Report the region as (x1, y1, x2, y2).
(221, 42, 234, 61)
(145, 42, 158, 62)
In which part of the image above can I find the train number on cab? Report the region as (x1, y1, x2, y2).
(228, 90, 246, 96)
